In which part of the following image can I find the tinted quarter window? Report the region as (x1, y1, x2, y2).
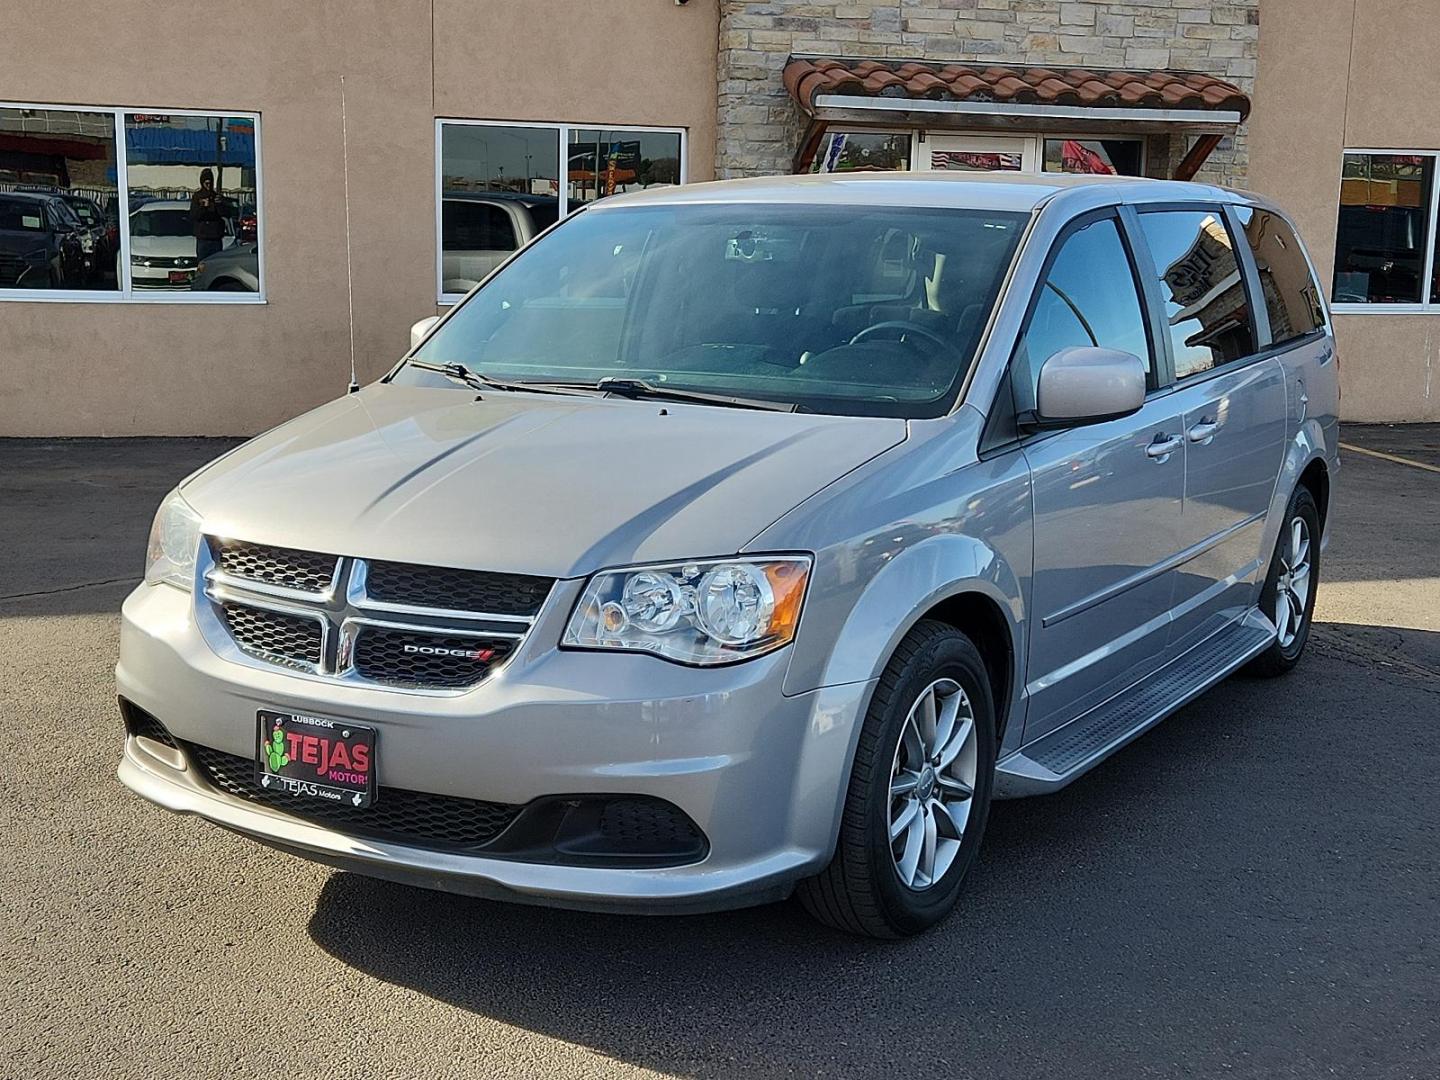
(1013, 216, 1151, 413)
(1136, 209, 1255, 379)
(1233, 206, 1325, 346)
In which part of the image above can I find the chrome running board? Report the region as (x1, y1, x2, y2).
(994, 609, 1276, 798)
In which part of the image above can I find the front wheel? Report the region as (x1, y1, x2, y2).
(1246, 486, 1321, 677)
(797, 620, 996, 938)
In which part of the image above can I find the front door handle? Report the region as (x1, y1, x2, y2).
(1187, 417, 1220, 444)
(1145, 433, 1184, 460)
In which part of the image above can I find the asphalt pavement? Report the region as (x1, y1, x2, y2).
(1, 429, 1436, 1080)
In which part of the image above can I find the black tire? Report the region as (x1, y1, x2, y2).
(1245, 485, 1321, 677)
(797, 620, 997, 938)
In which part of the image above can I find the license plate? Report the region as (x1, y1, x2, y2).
(168, 270, 193, 284)
(256, 710, 376, 808)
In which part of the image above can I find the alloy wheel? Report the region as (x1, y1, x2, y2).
(1275, 514, 1313, 649)
(888, 678, 978, 891)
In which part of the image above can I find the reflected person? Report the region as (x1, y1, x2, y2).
(190, 168, 225, 261)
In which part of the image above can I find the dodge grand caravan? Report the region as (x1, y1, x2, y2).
(118, 173, 1339, 937)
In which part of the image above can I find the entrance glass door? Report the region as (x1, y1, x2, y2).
(918, 134, 1038, 174)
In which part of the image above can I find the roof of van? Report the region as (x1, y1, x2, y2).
(599, 171, 1248, 214)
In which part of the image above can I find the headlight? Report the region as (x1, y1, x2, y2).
(144, 489, 203, 590)
(563, 556, 810, 665)
(130, 254, 150, 266)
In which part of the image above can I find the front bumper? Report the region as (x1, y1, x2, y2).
(116, 582, 873, 914)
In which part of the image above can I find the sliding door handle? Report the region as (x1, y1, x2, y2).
(1187, 418, 1220, 444)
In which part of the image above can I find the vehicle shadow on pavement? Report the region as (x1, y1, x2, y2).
(307, 624, 1440, 1079)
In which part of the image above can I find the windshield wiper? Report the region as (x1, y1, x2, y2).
(584, 377, 798, 412)
(405, 360, 586, 398)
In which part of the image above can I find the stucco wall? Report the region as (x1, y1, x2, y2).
(0, 0, 718, 436)
(716, 0, 1259, 185)
(1248, 0, 1440, 421)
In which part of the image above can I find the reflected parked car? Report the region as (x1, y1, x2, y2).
(59, 195, 113, 282)
(192, 242, 258, 292)
(129, 199, 235, 290)
(441, 192, 558, 294)
(0, 191, 86, 288)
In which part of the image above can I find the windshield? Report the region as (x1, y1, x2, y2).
(0, 197, 47, 232)
(65, 198, 99, 224)
(405, 201, 1026, 418)
(130, 209, 191, 237)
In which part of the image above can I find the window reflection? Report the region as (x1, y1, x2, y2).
(1042, 138, 1143, 176)
(0, 107, 118, 291)
(123, 114, 260, 293)
(440, 124, 561, 295)
(1137, 210, 1255, 379)
(1233, 206, 1325, 345)
(1332, 152, 1432, 304)
(567, 129, 682, 209)
(811, 131, 910, 173)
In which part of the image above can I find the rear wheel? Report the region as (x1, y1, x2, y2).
(1246, 486, 1320, 677)
(797, 620, 996, 938)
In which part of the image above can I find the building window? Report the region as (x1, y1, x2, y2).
(810, 132, 911, 173)
(437, 119, 685, 302)
(1042, 138, 1143, 177)
(1332, 151, 1437, 308)
(1, 103, 262, 301)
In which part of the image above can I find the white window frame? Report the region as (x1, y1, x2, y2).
(1330, 147, 1440, 315)
(912, 131, 1146, 177)
(0, 101, 265, 304)
(435, 117, 687, 304)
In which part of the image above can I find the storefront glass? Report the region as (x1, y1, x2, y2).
(1332, 152, 1434, 306)
(0, 106, 118, 292)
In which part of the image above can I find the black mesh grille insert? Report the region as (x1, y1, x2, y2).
(221, 603, 323, 669)
(182, 740, 522, 852)
(212, 538, 338, 594)
(352, 627, 514, 689)
(366, 560, 553, 616)
(598, 798, 705, 853)
(121, 700, 178, 749)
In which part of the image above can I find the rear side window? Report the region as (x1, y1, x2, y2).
(1233, 206, 1326, 346)
(1135, 209, 1256, 379)
(443, 201, 518, 252)
(1013, 216, 1152, 413)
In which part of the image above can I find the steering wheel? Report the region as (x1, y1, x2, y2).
(848, 320, 956, 358)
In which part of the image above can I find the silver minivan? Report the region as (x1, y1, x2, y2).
(118, 173, 1338, 937)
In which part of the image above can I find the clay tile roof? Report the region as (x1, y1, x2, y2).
(783, 56, 1251, 121)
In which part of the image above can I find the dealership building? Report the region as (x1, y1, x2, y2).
(1, 0, 1436, 434)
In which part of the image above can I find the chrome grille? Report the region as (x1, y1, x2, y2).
(210, 538, 339, 595)
(198, 538, 549, 692)
(366, 561, 552, 616)
(220, 603, 324, 670)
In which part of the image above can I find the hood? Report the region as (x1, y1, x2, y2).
(182, 384, 907, 578)
(130, 234, 196, 258)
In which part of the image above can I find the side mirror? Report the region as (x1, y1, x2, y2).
(1034, 346, 1146, 427)
(410, 315, 441, 351)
